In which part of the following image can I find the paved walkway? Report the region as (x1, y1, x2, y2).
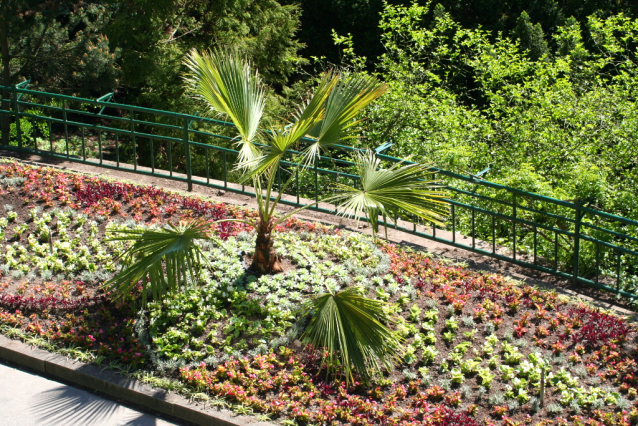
(0, 360, 182, 426)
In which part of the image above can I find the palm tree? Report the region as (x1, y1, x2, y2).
(106, 48, 448, 294)
(182, 49, 391, 273)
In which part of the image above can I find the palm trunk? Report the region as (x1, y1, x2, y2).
(250, 219, 283, 274)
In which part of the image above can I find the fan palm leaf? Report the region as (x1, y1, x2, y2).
(302, 74, 388, 165)
(242, 71, 338, 180)
(239, 72, 337, 221)
(183, 49, 265, 165)
(298, 286, 403, 385)
(105, 220, 212, 306)
(327, 150, 449, 237)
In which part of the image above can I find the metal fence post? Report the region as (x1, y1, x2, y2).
(183, 117, 193, 191)
(573, 200, 582, 283)
(130, 109, 137, 170)
(512, 193, 517, 261)
(1, 88, 9, 147)
(63, 101, 69, 158)
(314, 156, 318, 206)
(11, 85, 22, 149)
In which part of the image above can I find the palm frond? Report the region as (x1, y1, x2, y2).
(327, 151, 449, 237)
(104, 220, 212, 305)
(298, 286, 403, 385)
(240, 71, 337, 182)
(292, 70, 338, 126)
(302, 74, 388, 165)
(183, 49, 265, 165)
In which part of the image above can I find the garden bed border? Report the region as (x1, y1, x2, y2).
(0, 334, 275, 426)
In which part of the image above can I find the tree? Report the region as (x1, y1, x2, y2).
(106, 48, 447, 287)
(0, 1, 119, 91)
(104, 0, 305, 111)
(183, 48, 447, 273)
(0, 0, 305, 138)
(290, 0, 638, 78)
(105, 49, 446, 383)
(514, 11, 549, 60)
(0, 0, 119, 146)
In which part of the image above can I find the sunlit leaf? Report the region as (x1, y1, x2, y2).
(104, 220, 212, 306)
(183, 49, 265, 165)
(327, 150, 449, 237)
(302, 74, 388, 165)
(298, 286, 404, 385)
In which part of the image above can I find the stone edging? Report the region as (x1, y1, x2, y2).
(0, 334, 275, 426)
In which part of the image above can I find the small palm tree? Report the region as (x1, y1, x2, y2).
(181, 48, 447, 273)
(182, 49, 390, 273)
(106, 48, 448, 296)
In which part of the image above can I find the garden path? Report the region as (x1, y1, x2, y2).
(0, 359, 183, 426)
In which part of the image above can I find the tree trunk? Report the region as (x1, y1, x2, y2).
(250, 220, 283, 274)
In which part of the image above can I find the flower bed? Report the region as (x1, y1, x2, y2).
(0, 159, 637, 426)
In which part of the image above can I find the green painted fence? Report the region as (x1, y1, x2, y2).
(1, 84, 637, 303)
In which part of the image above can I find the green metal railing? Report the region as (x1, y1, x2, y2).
(1, 85, 637, 302)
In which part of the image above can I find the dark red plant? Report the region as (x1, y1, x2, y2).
(569, 307, 633, 348)
(75, 180, 138, 206)
(0, 293, 107, 312)
(434, 406, 480, 426)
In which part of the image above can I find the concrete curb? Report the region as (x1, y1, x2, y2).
(0, 334, 275, 426)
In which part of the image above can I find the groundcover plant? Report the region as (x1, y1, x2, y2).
(0, 160, 637, 425)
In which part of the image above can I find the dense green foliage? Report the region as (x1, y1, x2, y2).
(292, 0, 638, 68)
(0, 1, 119, 93)
(103, 0, 304, 111)
(349, 2, 638, 222)
(1, 0, 304, 114)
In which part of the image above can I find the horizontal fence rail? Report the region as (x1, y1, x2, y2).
(1, 84, 637, 302)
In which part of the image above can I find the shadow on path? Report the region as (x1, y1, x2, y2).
(31, 385, 165, 426)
